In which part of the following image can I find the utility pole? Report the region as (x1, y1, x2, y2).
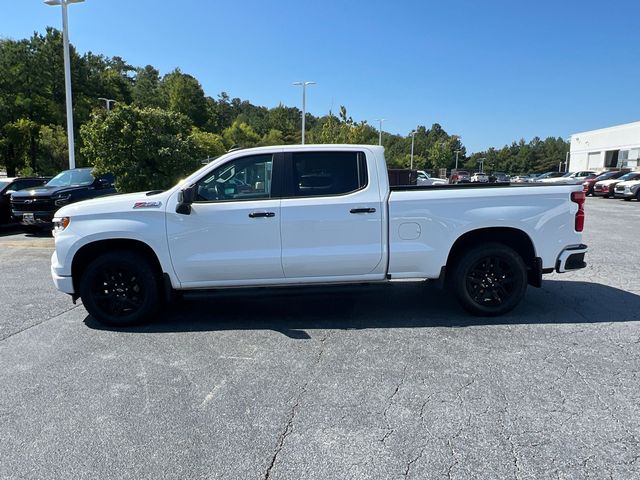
(44, 0, 85, 169)
(410, 130, 416, 170)
(292, 81, 316, 144)
(375, 119, 385, 146)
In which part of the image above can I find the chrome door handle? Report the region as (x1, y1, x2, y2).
(350, 208, 376, 214)
(248, 211, 275, 218)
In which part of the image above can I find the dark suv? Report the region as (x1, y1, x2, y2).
(10, 168, 116, 229)
(0, 177, 51, 224)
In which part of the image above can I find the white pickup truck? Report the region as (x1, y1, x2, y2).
(50, 145, 588, 326)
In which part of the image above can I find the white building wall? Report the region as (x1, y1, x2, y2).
(570, 121, 640, 171)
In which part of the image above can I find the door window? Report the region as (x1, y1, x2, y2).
(195, 154, 273, 202)
(291, 151, 367, 197)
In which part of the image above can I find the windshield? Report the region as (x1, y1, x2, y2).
(619, 172, 639, 181)
(0, 180, 11, 190)
(46, 169, 95, 187)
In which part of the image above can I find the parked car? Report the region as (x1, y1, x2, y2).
(583, 170, 627, 196)
(538, 171, 597, 185)
(470, 172, 489, 183)
(510, 175, 531, 184)
(489, 172, 510, 183)
(594, 172, 640, 198)
(449, 170, 470, 184)
(416, 170, 447, 186)
(50, 144, 587, 326)
(533, 172, 565, 182)
(10, 168, 116, 230)
(0, 176, 50, 224)
(613, 178, 640, 201)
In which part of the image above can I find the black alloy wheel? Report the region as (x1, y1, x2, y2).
(79, 251, 159, 327)
(450, 243, 527, 316)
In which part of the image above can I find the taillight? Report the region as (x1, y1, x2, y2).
(571, 191, 585, 232)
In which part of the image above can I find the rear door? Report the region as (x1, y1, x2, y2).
(280, 150, 385, 279)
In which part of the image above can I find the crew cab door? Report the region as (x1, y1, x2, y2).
(166, 153, 284, 286)
(280, 150, 385, 278)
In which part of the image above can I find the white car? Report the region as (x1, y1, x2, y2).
(416, 170, 447, 186)
(470, 172, 489, 183)
(50, 144, 588, 326)
(613, 178, 640, 200)
(538, 171, 597, 185)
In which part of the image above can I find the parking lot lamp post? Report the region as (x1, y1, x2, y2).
(98, 98, 116, 111)
(44, 0, 84, 170)
(410, 130, 416, 170)
(454, 150, 460, 170)
(292, 81, 315, 145)
(375, 119, 385, 146)
(478, 158, 485, 173)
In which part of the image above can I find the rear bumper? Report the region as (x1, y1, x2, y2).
(556, 244, 588, 273)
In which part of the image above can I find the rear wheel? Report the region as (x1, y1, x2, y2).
(450, 243, 527, 316)
(79, 251, 159, 327)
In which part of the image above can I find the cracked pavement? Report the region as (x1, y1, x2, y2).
(1, 199, 639, 479)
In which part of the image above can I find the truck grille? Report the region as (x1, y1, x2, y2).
(11, 197, 55, 212)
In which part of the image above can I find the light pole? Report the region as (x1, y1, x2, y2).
(478, 158, 485, 173)
(454, 150, 460, 170)
(292, 81, 315, 145)
(375, 119, 386, 146)
(409, 130, 417, 170)
(44, 0, 84, 170)
(98, 98, 116, 111)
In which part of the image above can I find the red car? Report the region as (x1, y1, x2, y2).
(582, 170, 627, 196)
(594, 171, 640, 198)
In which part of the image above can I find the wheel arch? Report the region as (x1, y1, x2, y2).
(71, 238, 164, 294)
(444, 227, 540, 287)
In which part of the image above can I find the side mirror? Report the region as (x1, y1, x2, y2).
(95, 178, 111, 189)
(176, 185, 196, 215)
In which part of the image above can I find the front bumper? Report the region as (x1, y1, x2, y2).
(12, 210, 55, 226)
(556, 244, 588, 273)
(51, 250, 74, 294)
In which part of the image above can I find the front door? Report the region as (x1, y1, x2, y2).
(166, 153, 284, 286)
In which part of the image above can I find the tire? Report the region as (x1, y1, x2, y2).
(450, 243, 527, 316)
(79, 250, 159, 327)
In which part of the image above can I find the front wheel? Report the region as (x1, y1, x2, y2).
(79, 251, 159, 327)
(450, 243, 528, 316)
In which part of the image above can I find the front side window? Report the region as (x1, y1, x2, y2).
(195, 154, 273, 202)
(291, 151, 367, 197)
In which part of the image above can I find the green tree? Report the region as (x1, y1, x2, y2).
(222, 119, 260, 148)
(132, 65, 163, 108)
(80, 105, 199, 192)
(189, 128, 226, 160)
(36, 124, 68, 175)
(160, 69, 208, 128)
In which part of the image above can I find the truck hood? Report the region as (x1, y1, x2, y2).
(55, 191, 168, 217)
(11, 184, 92, 198)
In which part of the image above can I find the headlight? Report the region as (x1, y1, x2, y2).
(52, 217, 70, 235)
(53, 193, 71, 206)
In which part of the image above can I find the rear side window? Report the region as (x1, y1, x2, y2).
(291, 151, 367, 197)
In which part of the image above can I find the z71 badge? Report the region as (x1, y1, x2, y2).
(133, 201, 162, 209)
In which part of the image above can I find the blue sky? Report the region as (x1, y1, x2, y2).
(2, 0, 639, 153)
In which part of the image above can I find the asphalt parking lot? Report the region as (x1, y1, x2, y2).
(1, 199, 639, 480)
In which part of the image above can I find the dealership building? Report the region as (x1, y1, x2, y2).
(569, 120, 640, 171)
